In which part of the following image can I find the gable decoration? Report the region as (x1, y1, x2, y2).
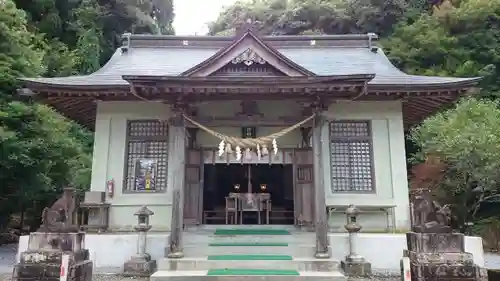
(182, 114, 315, 161)
(232, 49, 266, 66)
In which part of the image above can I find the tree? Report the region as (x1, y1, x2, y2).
(0, 0, 177, 234)
(208, 0, 427, 36)
(383, 0, 500, 96)
(0, 0, 93, 231)
(409, 98, 500, 230)
(0, 0, 45, 97)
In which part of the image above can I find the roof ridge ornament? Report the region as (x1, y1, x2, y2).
(231, 48, 266, 66)
(121, 33, 132, 53)
(367, 33, 378, 53)
(235, 18, 261, 36)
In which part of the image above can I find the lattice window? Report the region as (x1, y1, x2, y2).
(329, 121, 374, 192)
(124, 120, 169, 192)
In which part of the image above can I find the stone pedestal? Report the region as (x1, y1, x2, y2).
(341, 258, 372, 277)
(405, 232, 486, 281)
(123, 254, 157, 277)
(12, 232, 93, 281)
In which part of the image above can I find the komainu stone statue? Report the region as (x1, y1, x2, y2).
(12, 187, 93, 281)
(38, 187, 79, 233)
(409, 156, 452, 233)
(411, 189, 453, 233)
(404, 157, 487, 281)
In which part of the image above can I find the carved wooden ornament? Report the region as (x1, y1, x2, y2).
(231, 49, 266, 66)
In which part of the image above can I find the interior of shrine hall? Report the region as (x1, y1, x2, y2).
(203, 164, 294, 225)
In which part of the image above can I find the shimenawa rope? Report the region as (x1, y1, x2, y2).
(182, 114, 315, 148)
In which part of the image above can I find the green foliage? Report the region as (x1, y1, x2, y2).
(208, 0, 426, 36)
(0, 0, 175, 231)
(472, 217, 500, 251)
(0, 0, 45, 94)
(410, 98, 500, 230)
(410, 98, 500, 191)
(384, 0, 500, 95)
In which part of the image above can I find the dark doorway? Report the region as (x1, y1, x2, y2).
(202, 164, 294, 224)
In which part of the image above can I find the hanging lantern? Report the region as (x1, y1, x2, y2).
(244, 148, 252, 160)
(261, 145, 269, 156)
(272, 139, 278, 155)
(218, 140, 225, 157)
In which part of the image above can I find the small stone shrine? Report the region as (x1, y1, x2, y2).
(78, 191, 110, 233)
(405, 159, 486, 281)
(12, 187, 93, 281)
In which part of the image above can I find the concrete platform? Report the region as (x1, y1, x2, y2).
(16, 229, 485, 273)
(150, 270, 346, 281)
(157, 257, 340, 271)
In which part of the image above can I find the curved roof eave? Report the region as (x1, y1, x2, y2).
(122, 74, 375, 84)
(19, 75, 481, 93)
(368, 77, 482, 91)
(19, 77, 130, 91)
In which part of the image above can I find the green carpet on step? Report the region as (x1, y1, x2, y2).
(213, 228, 290, 235)
(207, 269, 300, 276)
(207, 254, 293, 260)
(209, 242, 288, 247)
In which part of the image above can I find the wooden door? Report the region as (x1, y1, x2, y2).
(293, 148, 314, 227)
(184, 149, 203, 226)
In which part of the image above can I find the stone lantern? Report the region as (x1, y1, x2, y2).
(341, 204, 371, 277)
(123, 206, 157, 277)
(135, 206, 153, 231)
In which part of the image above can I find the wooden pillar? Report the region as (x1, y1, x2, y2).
(167, 113, 187, 259)
(313, 112, 330, 258)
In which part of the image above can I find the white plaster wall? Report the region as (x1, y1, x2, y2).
(328, 234, 485, 272)
(90, 100, 409, 231)
(90, 101, 173, 231)
(323, 101, 410, 230)
(17, 234, 485, 273)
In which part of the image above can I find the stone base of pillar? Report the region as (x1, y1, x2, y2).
(165, 244, 185, 259)
(166, 250, 184, 259)
(314, 251, 331, 259)
(123, 254, 157, 277)
(341, 258, 372, 277)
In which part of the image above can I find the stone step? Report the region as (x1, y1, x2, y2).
(184, 234, 317, 244)
(150, 270, 346, 281)
(157, 257, 340, 271)
(183, 245, 331, 257)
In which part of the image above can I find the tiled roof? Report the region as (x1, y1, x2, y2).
(20, 34, 479, 88)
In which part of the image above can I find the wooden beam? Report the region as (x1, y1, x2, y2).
(183, 115, 312, 127)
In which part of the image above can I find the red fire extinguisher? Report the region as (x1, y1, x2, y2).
(106, 179, 114, 198)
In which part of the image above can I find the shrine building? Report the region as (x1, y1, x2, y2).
(19, 29, 480, 263)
